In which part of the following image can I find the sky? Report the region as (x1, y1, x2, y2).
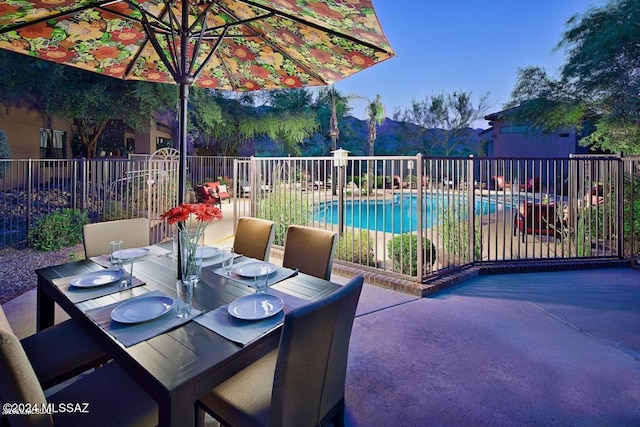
(331, 0, 600, 129)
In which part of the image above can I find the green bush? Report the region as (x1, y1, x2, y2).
(336, 229, 376, 266)
(439, 204, 483, 261)
(29, 208, 89, 251)
(387, 233, 436, 276)
(102, 200, 126, 221)
(260, 188, 310, 246)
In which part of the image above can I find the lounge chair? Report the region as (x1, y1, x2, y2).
(513, 201, 564, 241)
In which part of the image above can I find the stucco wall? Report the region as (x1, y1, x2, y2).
(0, 105, 74, 159)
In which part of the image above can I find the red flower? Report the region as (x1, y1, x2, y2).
(19, 22, 54, 40)
(280, 74, 302, 88)
(91, 46, 120, 60)
(161, 203, 223, 228)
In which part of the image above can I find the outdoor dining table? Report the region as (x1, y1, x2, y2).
(35, 243, 341, 427)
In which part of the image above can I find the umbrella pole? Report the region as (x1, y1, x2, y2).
(178, 83, 189, 205)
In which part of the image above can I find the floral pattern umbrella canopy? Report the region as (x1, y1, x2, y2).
(0, 0, 394, 201)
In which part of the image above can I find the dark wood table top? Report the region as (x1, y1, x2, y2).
(35, 247, 341, 426)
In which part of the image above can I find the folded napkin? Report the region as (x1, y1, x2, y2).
(90, 245, 168, 268)
(211, 260, 298, 290)
(195, 304, 284, 346)
(84, 290, 202, 347)
(53, 273, 145, 304)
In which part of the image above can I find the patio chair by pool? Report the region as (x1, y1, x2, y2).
(204, 181, 231, 204)
(0, 327, 157, 426)
(196, 275, 364, 427)
(194, 184, 220, 206)
(519, 177, 541, 192)
(282, 225, 337, 281)
(493, 176, 512, 191)
(233, 217, 275, 261)
(82, 218, 150, 258)
(0, 305, 108, 391)
(513, 201, 564, 241)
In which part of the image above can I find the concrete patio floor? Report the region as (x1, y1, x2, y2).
(345, 267, 640, 426)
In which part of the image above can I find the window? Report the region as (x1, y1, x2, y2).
(40, 129, 66, 159)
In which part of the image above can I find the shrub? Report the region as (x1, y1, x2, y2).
(102, 200, 126, 221)
(387, 233, 436, 276)
(260, 188, 310, 246)
(29, 208, 89, 251)
(439, 204, 483, 261)
(336, 229, 376, 266)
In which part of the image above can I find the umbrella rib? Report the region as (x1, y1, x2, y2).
(0, 0, 116, 34)
(192, 25, 229, 81)
(239, 0, 393, 55)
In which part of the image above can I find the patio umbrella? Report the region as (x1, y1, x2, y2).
(0, 0, 395, 203)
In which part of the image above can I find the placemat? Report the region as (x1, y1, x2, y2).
(90, 245, 169, 268)
(84, 290, 202, 347)
(53, 273, 145, 304)
(195, 305, 284, 346)
(212, 260, 298, 290)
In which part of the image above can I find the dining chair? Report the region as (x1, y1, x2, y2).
(0, 305, 108, 391)
(82, 218, 150, 258)
(196, 275, 364, 427)
(232, 217, 275, 261)
(282, 225, 338, 280)
(0, 327, 157, 427)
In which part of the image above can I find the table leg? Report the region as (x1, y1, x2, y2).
(36, 276, 55, 331)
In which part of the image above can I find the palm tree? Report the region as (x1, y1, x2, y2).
(365, 94, 385, 156)
(365, 94, 385, 191)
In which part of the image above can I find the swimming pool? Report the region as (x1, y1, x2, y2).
(314, 195, 505, 234)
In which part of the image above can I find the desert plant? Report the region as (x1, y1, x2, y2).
(439, 203, 483, 261)
(102, 200, 126, 221)
(260, 186, 311, 246)
(387, 233, 436, 276)
(29, 208, 89, 251)
(336, 229, 376, 266)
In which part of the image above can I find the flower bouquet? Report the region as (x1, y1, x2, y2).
(161, 203, 223, 283)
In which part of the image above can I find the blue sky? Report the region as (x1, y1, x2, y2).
(331, 0, 599, 128)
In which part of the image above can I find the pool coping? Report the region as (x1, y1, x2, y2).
(332, 257, 632, 297)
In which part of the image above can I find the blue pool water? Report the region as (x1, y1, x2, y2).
(314, 195, 504, 234)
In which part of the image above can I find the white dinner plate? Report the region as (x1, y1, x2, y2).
(110, 295, 175, 324)
(232, 262, 277, 278)
(228, 294, 284, 320)
(112, 247, 150, 260)
(196, 246, 220, 259)
(70, 269, 124, 288)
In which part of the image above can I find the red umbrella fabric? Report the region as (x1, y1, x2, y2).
(0, 0, 395, 201)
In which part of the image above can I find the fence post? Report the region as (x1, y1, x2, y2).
(617, 157, 625, 258)
(26, 159, 33, 246)
(468, 155, 476, 263)
(416, 153, 423, 280)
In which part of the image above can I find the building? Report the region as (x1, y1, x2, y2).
(0, 104, 173, 160)
(484, 105, 592, 158)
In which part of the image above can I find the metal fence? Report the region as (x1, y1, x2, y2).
(2, 155, 639, 283)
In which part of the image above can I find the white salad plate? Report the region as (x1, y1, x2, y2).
(70, 269, 124, 288)
(196, 246, 220, 259)
(228, 294, 284, 320)
(112, 247, 150, 260)
(110, 295, 175, 324)
(232, 262, 277, 278)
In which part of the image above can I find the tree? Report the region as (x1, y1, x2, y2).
(313, 87, 354, 155)
(0, 127, 10, 179)
(365, 94, 386, 157)
(393, 91, 489, 156)
(189, 89, 318, 156)
(508, 0, 640, 154)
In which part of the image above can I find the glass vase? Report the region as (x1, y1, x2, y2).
(179, 228, 204, 284)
